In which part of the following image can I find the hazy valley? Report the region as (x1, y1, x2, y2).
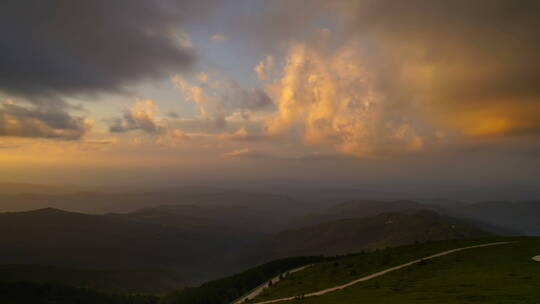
(0, 182, 539, 304)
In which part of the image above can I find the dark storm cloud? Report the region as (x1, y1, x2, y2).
(341, 0, 540, 94)
(335, 0, 540, 136)
(0, 102, 88, 140)
(238, 0, 540, 137)
(0, 0, 218, 100)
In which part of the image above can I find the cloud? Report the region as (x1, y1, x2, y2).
(83, 138, 118, 145)
(0, 0, 223, 101)
(255, 56, 274, 81)
(0, 101, 89, 140)
(0, 143, 20, 149)
(198, 72, 209, 83)
(263, 39, 426, 157)
(255, 0, 540, 138)
(218, 127, 265, 142)
(108, 99, 191, 146)
(154, 128, 190, 146)
(167, 112, 180, 119)
(331, 0, 540, 137)
(221, 148, 269, 159)
(235, 87, 273, 111)
(172, 75, 221, 121)
(171, 129, 191, 141)
(172, 74, 274, 130)
(206, 0, 540, 157)
(223, 148, 250, 157)
(211, 34, 228, 42)
(109, 99, 165, 134)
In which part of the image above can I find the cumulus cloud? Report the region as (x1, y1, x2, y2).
(109, 99, 165, 134)
(263, 39, 426, 157)
(255, 56, 274, 81)
(184, 0, 537, 158)
(108, 99, 191, 146)
(251, 0, 540, 139)
(172, 74, 226, 129)
(0, 101, 89, 140)
(172, 74, 273, 130)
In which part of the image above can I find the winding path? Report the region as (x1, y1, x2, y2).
(232, 265, 313, 304)
(246, 241, 515, 304)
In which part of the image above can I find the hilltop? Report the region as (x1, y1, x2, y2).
(246, 237, 540, 304)
(264, 209, 490, 258)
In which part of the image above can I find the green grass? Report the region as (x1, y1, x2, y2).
(250, 237, 540, 303)
(159, 256, 326, 304)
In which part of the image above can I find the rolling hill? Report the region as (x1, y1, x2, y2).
(0, 192, 324, 289)
(0, 187, 228, 214)
(290, 200, 430, 228)
(442, 200, 540, 235)
(1, 190, 536, 301)
(264, 210, 491, 258)
(0, 207, 238, 284)
(247, 237, 540, 304)
(0, 264, 183, 294)
(0, 281, 158, 304)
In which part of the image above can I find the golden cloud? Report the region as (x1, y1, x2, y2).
(263, 40, 425, 157)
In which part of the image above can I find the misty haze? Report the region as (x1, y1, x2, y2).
(1, 1, 539, 303)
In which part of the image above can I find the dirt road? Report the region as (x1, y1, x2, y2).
(247, 241, 515, 304)
(232, 265, 312, 304)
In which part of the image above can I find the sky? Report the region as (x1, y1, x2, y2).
(0, 0, 539, 191)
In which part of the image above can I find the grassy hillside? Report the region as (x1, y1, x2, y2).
(266, 210, 490, 257)
(0, 257, 324, 304)
(248, 237, 540, 304)
(3, 237, 538, 304)
(160, 256, 326, 304)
